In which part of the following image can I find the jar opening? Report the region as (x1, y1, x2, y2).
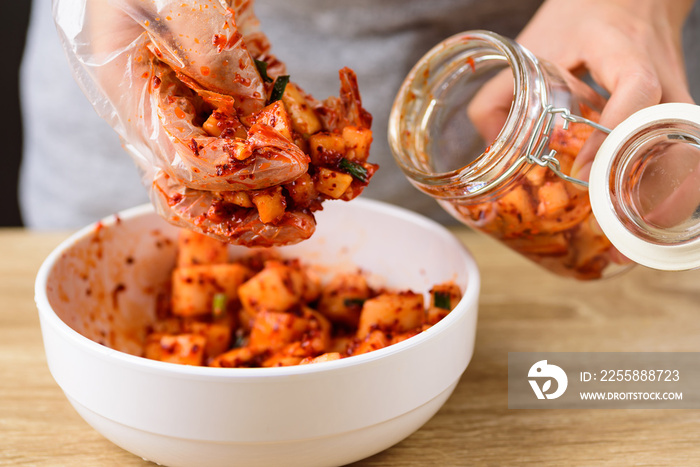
(388, 30, 535, 200)
(610, 123, 700, 245)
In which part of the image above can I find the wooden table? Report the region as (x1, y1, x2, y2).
(3, 226, 700, 466)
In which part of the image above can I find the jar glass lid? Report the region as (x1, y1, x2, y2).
(589, 103, 700, 271)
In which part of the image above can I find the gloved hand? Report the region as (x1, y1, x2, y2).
(54, 0, 375, 246)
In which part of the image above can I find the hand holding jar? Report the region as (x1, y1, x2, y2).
(389, 0, 700, 280)
(470, 0, 696, 179)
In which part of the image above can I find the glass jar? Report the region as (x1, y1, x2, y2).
(389, 30, 700, 279)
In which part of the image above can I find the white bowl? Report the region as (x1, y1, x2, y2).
(35, 198, 480, 467)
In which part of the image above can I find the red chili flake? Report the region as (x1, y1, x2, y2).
(212, 31, 243, 53)
(466, 56, 476, 72)
(111, 283, 126, 309)
(152, 76, 161, 89)
(169, 193, 183, 206)
(212, 34, 226, 52)
(189, 138, 201, 156)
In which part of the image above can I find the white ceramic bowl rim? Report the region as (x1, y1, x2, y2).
(35, 199, 481, 381)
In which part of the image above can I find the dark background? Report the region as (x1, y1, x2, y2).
(3, 2, 32, 226)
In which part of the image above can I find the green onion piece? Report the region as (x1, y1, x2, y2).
(212, 293, 228, 318)
(254, 59, 273, 83)
(269, 75, 290, 103)
(433, 291, 451, 310)
(233, 329, 247, 348)
(339, 158, 368, 182)
(343, 297, 366, 308)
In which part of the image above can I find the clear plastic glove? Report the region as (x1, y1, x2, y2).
(54, 0, 375, 247)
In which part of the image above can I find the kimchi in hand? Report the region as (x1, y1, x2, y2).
(54, 0, 377, 247)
